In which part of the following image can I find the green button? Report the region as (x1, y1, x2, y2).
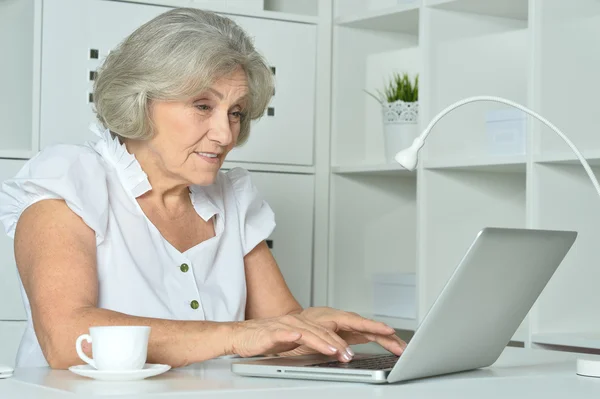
(190, 300, 199, 310)
(180, 263, 189, 273)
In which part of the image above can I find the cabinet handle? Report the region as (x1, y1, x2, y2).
(266, 240, 273, 249)
(89, 71, 97, 81)
(90, 49, 99, 59)
(267, 107, 275, 116)
(88, 93, 94, 103)
(270, 66, 276, 75)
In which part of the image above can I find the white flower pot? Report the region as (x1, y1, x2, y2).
(383, 123, 418, 162)
(382, 100, 419, 163)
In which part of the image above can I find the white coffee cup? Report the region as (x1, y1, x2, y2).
(75, 326, 151, 370)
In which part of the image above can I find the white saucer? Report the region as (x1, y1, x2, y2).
(68, 364, 171, 381)
(0, 365, 13, 379)
(577, 358, 600, 378)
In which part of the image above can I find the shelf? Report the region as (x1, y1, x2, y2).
(511, 321, 528, 343)
(365, 314, 418, 331)
(536, 2, 600, 156)
(112, 0, 319, 24)
(423, 155, 527, 172)
(419, 168, 526, 314)
(221, 161, 315, 174)
(332, 163, 416, 177)
(532, 333, 600, 350)
(535, 150, 600, 167)
(330, 175, 417, 317)
(0, 150, 34, 160)
(427, 0, 528, 21)
(335, 2, 420, 35)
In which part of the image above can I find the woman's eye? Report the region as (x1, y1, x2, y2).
(195, 104, 211, 111)
(229, 111, 246, 122)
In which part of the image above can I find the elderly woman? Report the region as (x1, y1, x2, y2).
(0, 8, 405, 369)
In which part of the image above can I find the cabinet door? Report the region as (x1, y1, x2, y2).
(225, 16, 317, 166)
(0, 160, 27, 320)
(40, 0, 316, 166)
(0, 0, 36, 156)
(249, 172, 314, 308)
(0, 321, 26, 368)
(39, 0, 166, 149)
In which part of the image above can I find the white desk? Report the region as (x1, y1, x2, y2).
(2, 347, 600, 398)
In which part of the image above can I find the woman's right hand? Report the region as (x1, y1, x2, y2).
(229, 314, 355, 362)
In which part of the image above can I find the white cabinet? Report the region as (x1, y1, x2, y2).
(225, 16, 316, 166)
(39, 0, 316, 165)
(249, 172, 314, 308)
(39, 0, 166, 149)
(0, 160, 27, 321)
(0, 321, 26, 368)
(0, 0, 39, 158)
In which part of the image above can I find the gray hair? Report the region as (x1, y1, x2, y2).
(93, 8, 274, 145)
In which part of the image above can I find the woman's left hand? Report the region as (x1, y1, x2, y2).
(275, 307, 407, 358)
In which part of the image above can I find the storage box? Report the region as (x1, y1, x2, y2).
(372, 273, 416, 319)
(485, 109, 527, 156)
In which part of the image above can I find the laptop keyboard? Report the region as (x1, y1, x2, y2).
(308, 354, 400, 370)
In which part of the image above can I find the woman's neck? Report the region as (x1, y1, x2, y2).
(125, 140, 191, 212)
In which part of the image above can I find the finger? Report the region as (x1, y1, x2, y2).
(258, 329, 302, 355)
(272, 328, 302, 344)
(305, 319, 355, 360)
(337, 331, 371, 345)
(335, 313, 396, 336)
(293, 328, 346, 359)
(363, 333, 407, 356)
(343, 330, 406, 352)
(281, 316, 352, 361)
(390, 334, 407, 349)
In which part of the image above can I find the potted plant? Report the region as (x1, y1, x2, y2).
(366, 72, 419, 162)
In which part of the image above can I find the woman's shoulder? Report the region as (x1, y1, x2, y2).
(0, 143, 110, 241)
(19, 143, 107, 178)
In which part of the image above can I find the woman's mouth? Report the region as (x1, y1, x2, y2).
(195, 152, 220, 164)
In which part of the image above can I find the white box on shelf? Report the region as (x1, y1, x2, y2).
(485, 109, 527, 156)
(372, 272, 416, 319)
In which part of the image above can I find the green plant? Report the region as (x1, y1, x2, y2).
(365, 72, 419, 104)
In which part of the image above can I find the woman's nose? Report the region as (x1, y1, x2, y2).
(208, 111, 233, 146)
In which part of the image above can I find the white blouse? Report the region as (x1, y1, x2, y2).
(0, 123, 276, 367)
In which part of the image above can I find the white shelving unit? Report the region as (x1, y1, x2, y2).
(329, 0, 600, 353)
(329, 0, 420, 330)
(332, 163, 415, 176)
(528, 0, 600, 352)
(335, 2, 420, 34)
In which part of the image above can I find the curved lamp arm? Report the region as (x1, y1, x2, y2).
(394, 95, 600, 200)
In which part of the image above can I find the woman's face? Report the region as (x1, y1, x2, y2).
(145, 67, 248, 186)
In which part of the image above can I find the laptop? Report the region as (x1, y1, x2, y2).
(231, 227, 577, 384)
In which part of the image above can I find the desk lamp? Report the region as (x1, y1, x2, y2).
(394, 95, 600, 378)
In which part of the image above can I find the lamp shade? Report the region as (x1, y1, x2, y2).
(395, 136, 424, 171)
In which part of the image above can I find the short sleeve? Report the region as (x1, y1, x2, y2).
(227, 167, 276, 256)
(0, 145, 109, 245)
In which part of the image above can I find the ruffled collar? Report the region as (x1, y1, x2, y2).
(89, 121, 153, 198)
(88, 122, 221, 222)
